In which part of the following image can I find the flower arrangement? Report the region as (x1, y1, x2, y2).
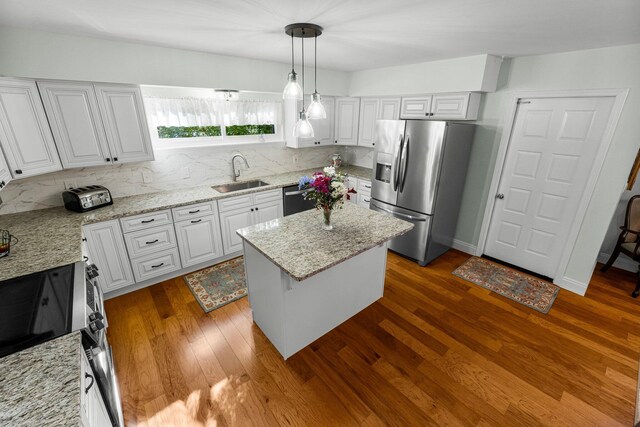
(298, 166, 357, 230)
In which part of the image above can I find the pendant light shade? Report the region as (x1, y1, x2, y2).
(294, 110, 314, 138)
(307, 91, 326, 119)
(283, 70, 303, 100)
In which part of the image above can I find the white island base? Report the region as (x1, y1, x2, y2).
(242, 241, 388, 359)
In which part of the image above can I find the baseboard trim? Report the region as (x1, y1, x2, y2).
(553, 276, 588, 296)
(452, 239, 477, 255)
(104, 251, 242, 300)
(597, 251, 637, 273)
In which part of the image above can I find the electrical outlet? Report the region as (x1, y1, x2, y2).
(63, 181, 77, 190)
(142, 171, 153, 184)
(181, 167, 190, 179)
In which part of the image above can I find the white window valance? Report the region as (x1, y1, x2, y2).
(144, 96, 282, 128)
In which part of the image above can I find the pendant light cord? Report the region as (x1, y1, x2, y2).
(290, 33, 294, 71)
(314, 34, 317, 92)
(301, 29, 305, 99)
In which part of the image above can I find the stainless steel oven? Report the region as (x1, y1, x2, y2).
(283, 185, 316, 216)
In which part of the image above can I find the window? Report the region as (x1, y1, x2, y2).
(144, 95, 282, 148)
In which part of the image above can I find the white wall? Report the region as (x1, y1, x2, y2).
(349, 54, 502, 96)
(455, 44, 640, 291)
(0, 26, 350, 95)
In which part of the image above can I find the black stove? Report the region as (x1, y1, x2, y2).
(0, 262, 86, 358)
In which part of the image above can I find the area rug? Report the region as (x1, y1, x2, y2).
(184, 256, 247, 313)
(452, 257, 559, 313)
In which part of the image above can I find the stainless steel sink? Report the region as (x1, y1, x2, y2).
(212, 180, 270, 193)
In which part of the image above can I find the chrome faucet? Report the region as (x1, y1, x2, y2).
(232, 153, 250, 181)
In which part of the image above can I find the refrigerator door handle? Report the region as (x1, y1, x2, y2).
(399, 135, 410, 192)
(372, 204, 427, 222)
(393, 134, 404, 191)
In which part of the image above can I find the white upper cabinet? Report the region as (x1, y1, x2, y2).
(38, 81, 112, 168)
(430, 93, 481, 120)
(378, 98, 401, 120)
(297, 95, 335, 147)
(0, 78, 62, 178)
(334, 97, 360, 146)
(400, 93, 481, 120)
(400, 96, 432, 119)
(0, 149, 11, 190)
(357, 98, 380, 148)
(94, 84, 154, 164)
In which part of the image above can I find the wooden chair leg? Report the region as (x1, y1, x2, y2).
(634, 270, 640, 298)
(601, 244, 622, 272)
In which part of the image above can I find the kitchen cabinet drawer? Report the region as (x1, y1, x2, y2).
(172, 201, 217, 221)
(218, 194, 253, 213)
(253, 189, 282, 204)
(357, 194, 372, 208)
(123, 223, 177, 258)
(357, 179, 372, 196)
(130, 248, 182, 282)
(120, 209, 172, 233)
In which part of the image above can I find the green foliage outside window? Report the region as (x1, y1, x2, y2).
(226, 124, 275, 136)
(157, 126, 221, 138)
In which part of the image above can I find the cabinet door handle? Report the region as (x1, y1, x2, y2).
(188, 209, 200, 214)
(141, 219, 155, 224)
(112, 157, 118, 162)
(151, 262, 164, 268)
(190, 219, 202, 224)
(83, 256, 89, 261)
(85, 373, 95, 393)
(255, 207, 259, 211)
(145, 239, 159, 245)
(15, 169, 22, 174)
(250, 208, 254, 212)
(364, 184, 371, 188)
(105, 158, 111, 162)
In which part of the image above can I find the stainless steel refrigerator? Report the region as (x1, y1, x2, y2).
(370, 120, 475, 266)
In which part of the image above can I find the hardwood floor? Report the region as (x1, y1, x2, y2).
(105, 250, 640, 426)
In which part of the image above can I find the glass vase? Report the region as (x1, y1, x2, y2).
(322, 207, 333, 230)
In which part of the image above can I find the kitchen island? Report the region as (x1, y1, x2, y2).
(236, 203, 413, 359)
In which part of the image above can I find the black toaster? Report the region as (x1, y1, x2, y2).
(62, 185, 113, 212)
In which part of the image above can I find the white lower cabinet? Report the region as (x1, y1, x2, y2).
(0, 149, 11, 190)
(219, 190, 283, 255)
(83, 220, 135, 293)
(175, 215, 224, 267)
(81, 350, 111, 427)
(357, 179, 372, 209)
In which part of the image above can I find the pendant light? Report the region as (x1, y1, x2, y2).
(293, 30, 313, 138)
(282, 32, 302, 100)
(284, 23, 323, 138)
(307, 34, 326, 119)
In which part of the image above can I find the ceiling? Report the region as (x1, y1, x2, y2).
(0, 0, 638, 71)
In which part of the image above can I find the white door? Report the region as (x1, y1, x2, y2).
(175, 215, 224, 267)
(94, 84, 154, 164)
(0, 78, 62, 178)
(0, 149, 11, 190)
(38, 81, 112, 168)
(219, 207, 254, 254)
(400, 96, 431, 119)
(334, 97, 360, 146)
(379, 98, 401, 120)
(254, 199, 283, 224)
(358, 98, 380, 148)
(484, 96, 616, 278)
(83, 220, 136, 292)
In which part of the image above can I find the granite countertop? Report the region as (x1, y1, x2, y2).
(236, 202, 413, 281)
(0, 332, 83, 426)
(0, 165, 372, 282)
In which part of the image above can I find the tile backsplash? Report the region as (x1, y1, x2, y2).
(0, 143, 349, 215)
